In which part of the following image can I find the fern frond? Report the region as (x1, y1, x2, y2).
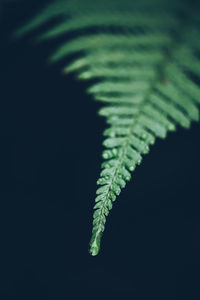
(15, 0, 200, 256)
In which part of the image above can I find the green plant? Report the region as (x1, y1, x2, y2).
(15, 0, 200, 256)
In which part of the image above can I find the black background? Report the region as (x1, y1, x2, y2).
(1, 1, 200, 299)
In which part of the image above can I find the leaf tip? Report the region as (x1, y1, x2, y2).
(89, 229, 102, 256)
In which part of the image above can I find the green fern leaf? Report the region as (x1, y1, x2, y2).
(15, 0, 200, 256)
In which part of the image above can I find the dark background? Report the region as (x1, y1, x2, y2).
(1, 1, 200, 299)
